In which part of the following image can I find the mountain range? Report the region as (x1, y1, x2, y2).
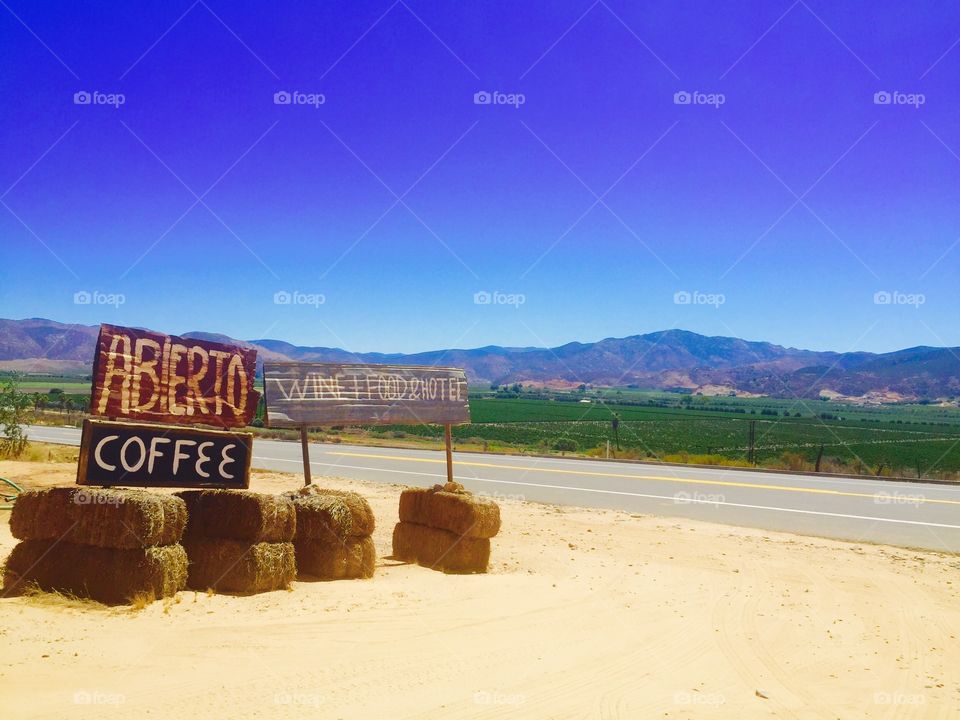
(2, 317, 958, 402)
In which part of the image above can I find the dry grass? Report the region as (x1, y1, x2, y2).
(11, 487, 186, 549)
(3, 442, 79, 464)
(182, 538, 295, 594)
(176, 490, 295, 542)
(398, 485, 500, 539)
(3, 540, 187, 605)
(294, 536, 376, 580)
(391, 522, 491, 574)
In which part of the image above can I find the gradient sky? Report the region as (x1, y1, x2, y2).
(2, 1, 958, 354)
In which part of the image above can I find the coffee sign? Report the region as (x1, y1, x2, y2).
(77, 419, 251, 489)
(90, 324, 259, 428)
(263, 362, 470, 427)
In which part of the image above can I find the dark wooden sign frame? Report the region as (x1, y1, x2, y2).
(77, 418, 252, 489)
(90, 323, 260, 428)
(263, 362, 471, 486)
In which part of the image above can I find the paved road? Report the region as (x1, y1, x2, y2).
(23, 425, 960, 552)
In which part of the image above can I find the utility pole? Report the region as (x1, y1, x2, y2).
(747, 420, 756, 465)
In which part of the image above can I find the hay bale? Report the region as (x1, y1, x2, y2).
(284, 494, 375, 542)
(175, 490, 295, 542)
(392, 522, 491, 574)
(3, 539, 187, 604)
(294, 536, 376, 580)
(281, 486, 376, 537)
(182, 538, 295, 593)
(9, 487, 186, 549)
(398, 486, 500, 539)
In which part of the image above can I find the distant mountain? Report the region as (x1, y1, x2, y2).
(2, 318, 959, 402)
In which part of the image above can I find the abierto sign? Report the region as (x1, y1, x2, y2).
(90, 324, 259, 428)
(77, 419, 251, 489)
(263, 362, 470, 427)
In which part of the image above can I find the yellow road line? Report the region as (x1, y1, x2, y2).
(327, 450, 960, 506)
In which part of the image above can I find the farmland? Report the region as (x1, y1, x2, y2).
(368, 393, 960, 478)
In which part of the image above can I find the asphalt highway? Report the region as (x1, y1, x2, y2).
(23, 424, 960, 552)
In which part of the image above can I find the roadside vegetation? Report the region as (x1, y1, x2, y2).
(7, 373, 960, 480)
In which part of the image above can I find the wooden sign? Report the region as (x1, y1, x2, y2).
(263, 362, 471, 427)
(77, 419, 251, 489)
(90, 324, 259, 428)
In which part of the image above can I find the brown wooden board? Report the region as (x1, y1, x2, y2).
(90, 324, 259, 428)
(263, 362, 471, 427)
(77, 419, 251, 489)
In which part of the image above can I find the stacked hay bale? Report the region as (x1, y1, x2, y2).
(4, 487, 187, 604)
(176, 490, 296, 593)
(281, 485, 376, 580)
(392, 482, 500, 573)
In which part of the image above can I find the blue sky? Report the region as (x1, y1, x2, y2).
(2, 1, 958, 354)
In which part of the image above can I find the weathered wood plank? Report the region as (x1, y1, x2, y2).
(90, 324, 259, 428)
(263, 362, 471, 427)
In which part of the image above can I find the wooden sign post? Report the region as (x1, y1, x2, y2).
(300, 426, 312, 486)
(262, 362, 471, 486)
(444, 424, 454, 485)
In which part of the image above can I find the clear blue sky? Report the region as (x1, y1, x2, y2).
(2, 1, 958, 354)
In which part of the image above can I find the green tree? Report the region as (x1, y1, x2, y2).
(0, 375, 31, 458)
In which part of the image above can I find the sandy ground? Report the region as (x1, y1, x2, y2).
(1, 461, 959, 719)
